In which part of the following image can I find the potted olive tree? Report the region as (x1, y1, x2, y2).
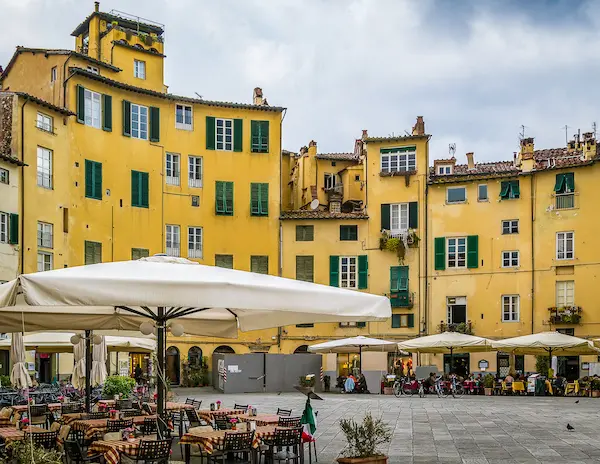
(483, 373, 495, 396)
(337, 413, 392, 464)
(591, 378, 600, 398)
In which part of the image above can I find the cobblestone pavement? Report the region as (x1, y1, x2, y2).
(173, 388, 600, 463)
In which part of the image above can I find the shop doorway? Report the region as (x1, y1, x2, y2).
(557, 356, 579, 381)
(0, 351, 8, 376)
(214, 345, 235, 354)
(166, 346, 180, 385)
(37, 353, 51, 384)
(443, 353, 469, 376)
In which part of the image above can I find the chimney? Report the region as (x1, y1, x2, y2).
(253, 87, 264, 106)
(308, 140, 317, 157)
(94, 1, 100, 12)
(466, 152, 475, 170)
(299, 146, 308, 156)
(520, 137, 534, 160)
(412, 116, 425, 136)
(583, 132, 596, 160)
(362, 129, 368, 140)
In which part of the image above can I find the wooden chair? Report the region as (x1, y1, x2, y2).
(277, 408, 292, 417)
(565, 379, 579, 396)
(121, 438, 172, 464)
(64, 440, 103, 464)
(210, 431, 254, 463)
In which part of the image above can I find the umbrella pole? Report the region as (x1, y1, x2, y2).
(450, 347, 453, 375)
(156, 307, 166, 429)
(548, 348, 552, 378)
(85, 330, 92, 413)
(359, 345, 362, 375)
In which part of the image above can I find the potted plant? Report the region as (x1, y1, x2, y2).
(382, 377, 394, 395)
(8, 440, 62, 464)
(591, 378, 600, 398)
(337, 412, 392, 463)
(103, 375, 136, 399)
(483, 374, 495, 396)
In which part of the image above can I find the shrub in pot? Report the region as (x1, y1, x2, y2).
(591, 378, 600, 398)
(483, 373, 495, 396)
(8, 440, 62, 464)
(103, 375, 136, 399)
(337, 412, 392, 464)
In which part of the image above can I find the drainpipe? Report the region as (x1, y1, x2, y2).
(150, 143, 165, 251)
(19, 98, 29, 274)
(62, 55, 73, 108)
(530, 174, 535, 334)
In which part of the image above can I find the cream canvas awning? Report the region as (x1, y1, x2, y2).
(0, 332, 155, 353)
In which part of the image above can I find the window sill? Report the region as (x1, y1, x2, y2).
(379, 170, 417, 177)
(216, 212, 234, 216)
(132, 205, 149, 209)
(500, 197, 520, 201)
(501, 320, 520, 323)
(175, 124, 193, 131)
(446, 201, 467, 205)
(555, 259, 576, 266)
(188, 182, 203, 189)
(85, 195, 101, 200)
(477, 199, 489, 202)
(166, 179, 181, 187)
(36, 125, 56, 136)
(251, 149, 269, 154)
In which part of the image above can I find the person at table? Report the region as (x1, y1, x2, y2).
(504, 373, 514, 383)
(423, 372, 437, 394)
(355, 373, 369, 394)
(344, 376, 355, 393)
(135, 364, 143, 384)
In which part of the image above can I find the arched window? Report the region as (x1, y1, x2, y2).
(213, 345, 235, 354)
(166, 346, 181, 385)
(294, 345, 309, 354)
(188, 346, 203, 367)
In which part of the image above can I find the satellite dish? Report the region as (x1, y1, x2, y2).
(310, 199, 319, 210)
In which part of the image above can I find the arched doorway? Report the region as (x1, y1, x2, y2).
(188, 346, 203, 368)
(166, 346, 180, 385)
(294, 345, 309, 354)
(214, 345, 235, 354)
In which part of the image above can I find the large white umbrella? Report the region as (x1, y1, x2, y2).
(0, 332, 155, 353)
(91, 336, 107, 387)
(0, 256, 390, 416)
(10, 332, 31, 388)
(72, 338, 86, 390)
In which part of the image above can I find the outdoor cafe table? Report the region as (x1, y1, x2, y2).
(181, 426, 278, 463)
(197, 408, 246, 423)
(12, 403, 62, 413)
(72, 415, 155, 440)
(88, 438, 143, 464)
(237, 413, 281, 426)
(0, 425, 49, 444)
(147, 402, 196, 412)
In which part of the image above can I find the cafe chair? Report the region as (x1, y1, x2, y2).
(213, 414, 229, 431)
(185, 408, 203, 428)
(210, 431, 254, 464)
(234, 403, 249, 411)
(27, 404, 50, 428)
(121, 438, 172, 464)
(61, 402, 83, 415)
(87, 412, 109, 420)
(139, 417, 158, 437)
(121, 409, 139, 418)
(116, 399, 133, 410)
(185, 398, 195, 405)
(25, 431, 58, 450)
(106, 418, 134, 433)
(276, 408, 292, 417)
(142, 403, 154, 415)
(64, 440, 103, 464)
(260, 427, 303, 464)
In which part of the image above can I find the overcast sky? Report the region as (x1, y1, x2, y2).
(2, 0, 599, 164)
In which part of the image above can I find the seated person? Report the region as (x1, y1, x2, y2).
(423, 372, 437, 393)
(355, 373, 369, 393)
(344, 376, 355, 393)
(505, 373, 515, 383)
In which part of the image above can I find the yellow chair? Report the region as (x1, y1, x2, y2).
(565, 380, 579, 396)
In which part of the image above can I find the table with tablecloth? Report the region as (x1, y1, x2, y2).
(512, 381, 526, 393)
(88, 438, 142, 464)
(237, 414, 280, 426)
(463, 381, 481, 394)
(0, 426, 49, 444)
(147, 402, 195, 412)
(71, 415, 155, 440)
(197, 408, 246, 423)
(181, 426, 277, 456)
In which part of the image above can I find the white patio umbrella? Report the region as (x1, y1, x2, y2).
(91, 336, 107, 387)
(397, 332, 493, 374)
(10, 332, 32, 388)
(72, 338, 86, 390)
(0, 256, 391, 417)
(0, 332, 155, 353)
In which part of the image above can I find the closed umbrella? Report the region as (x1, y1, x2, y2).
(91, 335, 107, 387)
(10, 332, 31, 388)
(72, 337, 86, 390)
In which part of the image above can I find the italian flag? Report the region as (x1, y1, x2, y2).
(300, 398, 317, 443)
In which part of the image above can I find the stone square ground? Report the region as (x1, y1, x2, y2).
(172, 388, 600, 463)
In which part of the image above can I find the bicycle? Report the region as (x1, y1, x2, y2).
(436, 374, 464, 398)
(394, 377, 420, 397)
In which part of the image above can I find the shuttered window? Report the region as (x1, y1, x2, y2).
(102, 94, 112, 132)
(381, 202, 418, 230)
(132, 248, 149, 260)
(390, 266, 410, 307)
(296, 225, 314, 241)
(554, 172, 575, 193)
(251, 256, 268, 274)
(296, 256, 314, 282)
(435, 236, 478, 269)
(0, 213, 18, 244)
(215, 254, 233, 269)
(330, 255, 367, 289)
(85, 160, 102, 200)
(215, 181, 234, 215)
(500, 180, 520, 199)
(250, 183, 269, 216)
(251, 120, 269, 153)
(392, 314, 414, 328)
(84, 241, 102, 265)
(131, 170, 149, 208)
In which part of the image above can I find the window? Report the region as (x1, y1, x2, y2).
(215, 181, 234, 215)
(556, 232, 574, 260)
(84, 241, 102, 265)
(216, 118, 233, 151)
(447, 237, 466, 268)
(502, 295, 520, 322)
(166, 225, 180, 257)
(251, 256, 268, 274)
(437, 165, 452, 175)
(132, 248, 149, 260)
(340, 256, 357, 289)
(131, 104, 148, 140)
(554, 173, 575, 209)
(478, 184, 488, 201)
(390, 266, 410, 307)
(380, 147, 416, 173)
(188, 227, 203, 259)
(85, 160, 102, 200)
(215, 254, 233, 269)
(191, 196, 200, 207)
(296, 256, 314, 282)
(502, 220, 519, 235)
(340, 225, 358, 241)
(296, 225, 314, 241)
(176, 104, 193, 130)
(188, 156, 202, 188)
(134, 60, 146, 79)
(390, 203, 409, 231)
(36, 113, 53, 132)
(0, 213, 7, 243)
(324, 173, 335, 190)
(50, 66, 57, 83)
(556, 281, 574, 307)
(131, 170, 149, 208)
(37, 147, 52, 189)
(251, 120, 269, 153)
(86, 65, 99, 75)
(250, 183, 269, 216)
(166, 153, 180, 186)
(391, 314, 414, 328)
(296, 324, 314, 328)
(446, 186, 466, 203)
(84, 89, 101, 128)
(37, 222, 53, 249)
(37, 252, 53, 272)
(0, 168, 8, 185)
(355, 175, 360, 181)
(502, 251, 519, 268)
(499, 180, 520, 200)
(340, 322, 367, 328)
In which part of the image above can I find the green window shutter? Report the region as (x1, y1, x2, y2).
(407, 314, 415, 328)
(250, 183, 259, 215)
(434, 237, 445, 270)
(149, 106, 160, 142)
(381, 204, 390, 230)
(511, 180, 520, 198)
(358, 255, 368, 289)
(398, 265, 409, 291)
(499, 181, 510, 199)
(340, 226, 348, 241)
(206, 117, 215, 150)
(251, 121, 269, 153)
(329, 256, 339, 287)
(225, 182, 234, 214)
(390, 266, 400, 292)
(233, 119, 243, 152)
(122, 100, 131, 137)
(131, 171, 140, 206)
(565, 172, 575, 191)
(391, 315, 400, 328)
(554, 174, 565, 193)
(296, 225, 314, 241)
(76, 85, 85, 124)
(340, 226, 357, 241)
(467, 235, 479, 268)
(356, 322, 366, 328)
(260, 183, 268, 215)
(408, 202, 418, 229)
(261, 121, 269, 152)
(296, 256, 314, 282)
(85, 160, 102, 200)
(94, 161, 102, 199)
(102, 94, 112, 132)
(141, 172, 149, 207)
(84, 241, 92, 264)
(251, 256, 269, 274)
(8, 213, 18, 244)
(85, 160, 93, 198)
(215, 181, 224, 214)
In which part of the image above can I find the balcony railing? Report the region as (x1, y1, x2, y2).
(438, 321, 473, 334)
(388, 292, 413, 308)
(548, 306, 581, 324)
(555, 193, 575, 210)
(166, 246, 180, 257)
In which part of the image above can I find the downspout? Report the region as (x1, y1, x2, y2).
(19, 98, 29, 274)
(277, 109, 287, 353)
(110, 42, 117, 66)
(62, 55, 73, 108)
(530, 174, 535, 334)
(423, 136, 430, 335)
(150, 143, 165, 251)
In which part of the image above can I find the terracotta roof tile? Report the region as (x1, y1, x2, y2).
(0, 91, 74, 116)
(280, 211, 368, 220)
(316, 152, 359, 161)
(533, 147, 597, 170)
(71, 11, 164, 37)
(429, 160, 520, 183)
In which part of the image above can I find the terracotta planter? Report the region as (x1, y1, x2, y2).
(383, 387, 394, 395)
(484, 388, 493, 396)
(337, 456, 388, 464)
(592, 390, 600, 398)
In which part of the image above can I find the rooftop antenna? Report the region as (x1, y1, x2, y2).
(194, 92, 203, 100)
(519, 125, 526, 140)
(593, 122, 597, 139)
(563, 125, 570, 144)
(449, 143, 456, 158)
